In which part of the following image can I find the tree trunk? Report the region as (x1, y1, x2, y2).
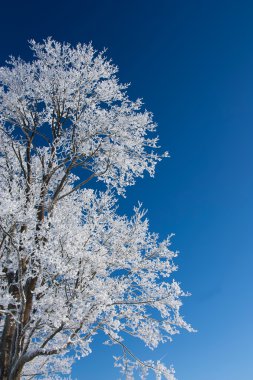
(0, 315, 16, 380)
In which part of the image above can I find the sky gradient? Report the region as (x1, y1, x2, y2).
(0, 1, 252, 379)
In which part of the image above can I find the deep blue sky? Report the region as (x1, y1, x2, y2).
(1, 1, 253, 379)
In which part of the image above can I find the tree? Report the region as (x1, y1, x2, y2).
(0, 39, 192, 380)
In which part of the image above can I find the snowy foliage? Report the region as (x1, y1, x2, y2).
(0, 39, 192, 380)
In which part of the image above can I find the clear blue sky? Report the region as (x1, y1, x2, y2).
(1, 1, 253, 379)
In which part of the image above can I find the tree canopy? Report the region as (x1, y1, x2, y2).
(0, 39, 192, 380)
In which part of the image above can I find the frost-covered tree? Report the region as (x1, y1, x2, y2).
(0, 39, 192, 380)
